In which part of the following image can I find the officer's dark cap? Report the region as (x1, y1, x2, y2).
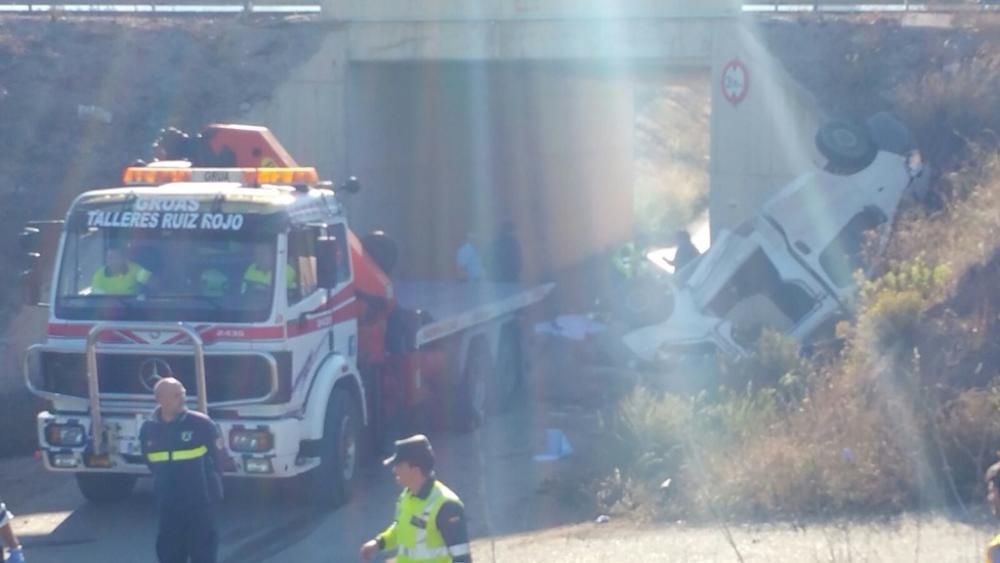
(383, 434, 435, 472)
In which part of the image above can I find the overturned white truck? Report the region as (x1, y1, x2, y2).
(623, 113, 930, 365)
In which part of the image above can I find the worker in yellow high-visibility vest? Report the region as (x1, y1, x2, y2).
(91, 247, 152, 296)
(360, 435, 472, 563)
(241, 245, 296, 295)
(986, 460, 1000, 562)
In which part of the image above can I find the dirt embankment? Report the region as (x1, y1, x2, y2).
(0, 15, 328, 312)
(0, 15, 330, 455)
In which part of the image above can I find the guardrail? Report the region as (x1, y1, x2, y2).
(0, 1, 993, 16)
(743, 1, 998, 12)
(0, 2, 320, 13)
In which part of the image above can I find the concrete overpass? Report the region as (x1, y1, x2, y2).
(251, 0, 822, 289)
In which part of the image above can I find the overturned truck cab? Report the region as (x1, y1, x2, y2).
(623, 113, 930, 367)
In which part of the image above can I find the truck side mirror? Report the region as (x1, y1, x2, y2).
(19, 226, 40, 256)
(339, 177, 361, 194)
(21, 253, 42, 307)
(316, 237, 340, 290)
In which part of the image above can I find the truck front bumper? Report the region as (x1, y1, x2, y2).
(37, 411, 320, 478)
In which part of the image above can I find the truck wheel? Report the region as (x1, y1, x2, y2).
(815, 119, 877, 174)
(454, 341, 492, 432)
(615, 278, 674, 328)
(310, 388, 363, 507)
(491, 329, 523, 414)
(75, 473, 137, 504)
(361, 231, 398, 276)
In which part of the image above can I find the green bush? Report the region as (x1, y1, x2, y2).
(720, 329, 810, 399)
(853, 257, 950, 354)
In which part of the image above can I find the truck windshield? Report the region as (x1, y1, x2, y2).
(55, 226, 281, 323)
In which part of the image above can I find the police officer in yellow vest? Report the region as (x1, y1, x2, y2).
(985, 460, 1000, 562)
(241, 245, 296, 295)
(360, 435, 472, 563)
(91, 247, 152, 295)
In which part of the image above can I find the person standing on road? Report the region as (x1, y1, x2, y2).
(490, 220, 522, 283)
(0, 498, 26, 563)
(360, 434, 472, 563)
(985, 460, 1000, 562)
(456, 233, 485, 282)
(669, 229, 701, 272)
(141, 378, 225, 563)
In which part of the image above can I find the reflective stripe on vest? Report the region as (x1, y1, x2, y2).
(398, 545, 451, 560)
(146, 445, 207, 463)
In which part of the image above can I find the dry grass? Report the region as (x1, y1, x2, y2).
(889, 153, 1000, 287)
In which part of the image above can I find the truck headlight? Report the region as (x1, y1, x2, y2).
(45, 423, 86, 447)
(229, 428, 274, 453)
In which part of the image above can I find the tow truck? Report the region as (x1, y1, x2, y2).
(19, 125, 552, 506)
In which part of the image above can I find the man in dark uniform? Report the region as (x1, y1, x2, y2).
(360, 435, 472, 562)
(490, 220, 522, 283)
(141, 377, 225, 563)
(669, 229, 701, 272)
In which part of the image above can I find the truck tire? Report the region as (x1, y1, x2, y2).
(615, 278, 674, 328)
(309, 388, 363, 507)
(490, 328, 523, 414)
(866, 111, 914, 156)
(75, 473, 137, 504)
(453, 341, 493, 432)
(815, 119, 877, 174)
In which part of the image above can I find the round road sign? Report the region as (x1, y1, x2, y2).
(721, 58, 749, 106)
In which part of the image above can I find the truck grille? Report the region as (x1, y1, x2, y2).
(36, 351, 290, 404)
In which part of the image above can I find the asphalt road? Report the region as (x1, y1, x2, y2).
(4, 399, 1000, 563)
(2, 399, 590, 563)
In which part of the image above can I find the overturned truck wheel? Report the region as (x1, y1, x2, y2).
(815, 119, 877, 174)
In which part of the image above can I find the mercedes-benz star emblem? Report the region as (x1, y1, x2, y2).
(139, 358, 173, 392)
